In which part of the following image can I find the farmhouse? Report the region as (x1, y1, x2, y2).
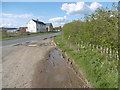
(45, 23, 53, 32)
(26, 19, 47, 33)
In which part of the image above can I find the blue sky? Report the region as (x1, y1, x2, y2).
(1, 2, 118, 27)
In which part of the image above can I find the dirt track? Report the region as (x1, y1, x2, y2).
(2, 38, 91, 88)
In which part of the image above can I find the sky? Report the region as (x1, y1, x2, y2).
(1, 2, 118, 28)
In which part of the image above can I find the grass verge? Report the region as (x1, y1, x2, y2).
(54, 35, 118, 88)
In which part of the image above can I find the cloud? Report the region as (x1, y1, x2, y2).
(61, 2, 102, 15)
(49, 16, 69, 27)
(2, 13, 41, 19)
(0, 18, 24, 27)
(0, 18, 15, 27)
(1, 18, 16, 23)
(0, 13, 43, 27)
(0, 24, 13, 27)
(89, 2, 102, 11)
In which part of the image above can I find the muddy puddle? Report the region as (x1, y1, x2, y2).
(32, 48, 91, 88)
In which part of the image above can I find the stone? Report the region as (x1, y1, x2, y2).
(28, 44, 37, 47)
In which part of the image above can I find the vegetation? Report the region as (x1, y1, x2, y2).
(63, 9, 118, 49)
(55, 35, 118, 88)
(53, 26, 63, 31)
(54, 7, 118, 88)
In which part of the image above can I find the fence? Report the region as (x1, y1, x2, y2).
(65, 40, 119, 60)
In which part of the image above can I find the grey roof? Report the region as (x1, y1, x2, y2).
(32, 19, 46, 25)
(45, 23, 52, 26)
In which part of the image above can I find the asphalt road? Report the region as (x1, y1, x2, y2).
(1, 32, 61, 46)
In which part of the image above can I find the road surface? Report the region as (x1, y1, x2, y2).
(1, 33, 91, 88)
(2, 32, 61, 46)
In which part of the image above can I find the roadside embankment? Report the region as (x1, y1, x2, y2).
(54, 35, 118, 88)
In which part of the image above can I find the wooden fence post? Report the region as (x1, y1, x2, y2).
(116, 51, 119, 60)
(109, 47, 112, 58)
(96, 45, 99, 51)
(112, 49, 115, 58)
(100, 46, 103, 54)
(103, 47, 105, 54)
(106, 48, 109, 57)
(89, 43, 92, 47)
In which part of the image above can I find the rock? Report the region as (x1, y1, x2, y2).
(43, 38, 47, 40)
(44, 43, 48, 46)
(30, 41, 37, 44)
(26, 41, 30, 43)
(13, 43, 22, 46)
(28, 44, 37, 47)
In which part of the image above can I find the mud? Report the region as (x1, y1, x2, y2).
(32, 48, 91, 88)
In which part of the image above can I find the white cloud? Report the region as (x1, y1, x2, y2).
(0, 24, 13, 27)
(0, 13, 43, 27)
(0, 18, 16, 27)
(61, 2, 102, 15)
(89, 2, 102, 11)
(0, 18, 24, 27)
(2, 13, 41, 19)
(0, 18, 16, 23)
(0, 23, 25, 28)
(49, 16, 69, 27)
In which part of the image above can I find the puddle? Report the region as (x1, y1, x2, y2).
(32, 48, 91, 88)
(48, 49, 67, 66)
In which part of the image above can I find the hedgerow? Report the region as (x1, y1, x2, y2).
(60, 6, 118, 88)
(63, 8, 118, 49)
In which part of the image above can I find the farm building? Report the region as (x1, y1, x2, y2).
(26, 19, 47, 33)
(45, 23, 53, 32)
(19, 27, 27, 33)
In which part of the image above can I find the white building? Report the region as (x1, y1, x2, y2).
(26, 19, 47, 33)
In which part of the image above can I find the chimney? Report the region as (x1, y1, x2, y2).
(36, 19, 38, 24)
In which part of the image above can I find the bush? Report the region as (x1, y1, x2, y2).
(63, 8, 118, 49)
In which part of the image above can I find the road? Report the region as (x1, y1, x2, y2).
(1, 33, 60, 58)
(1, 33, 91, 88)
(1, 33, 60, 89)
(2, 32, 61, 46)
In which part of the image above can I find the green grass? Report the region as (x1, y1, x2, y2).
(1, 32, 54, 40)
(54, 35, 118, 88)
